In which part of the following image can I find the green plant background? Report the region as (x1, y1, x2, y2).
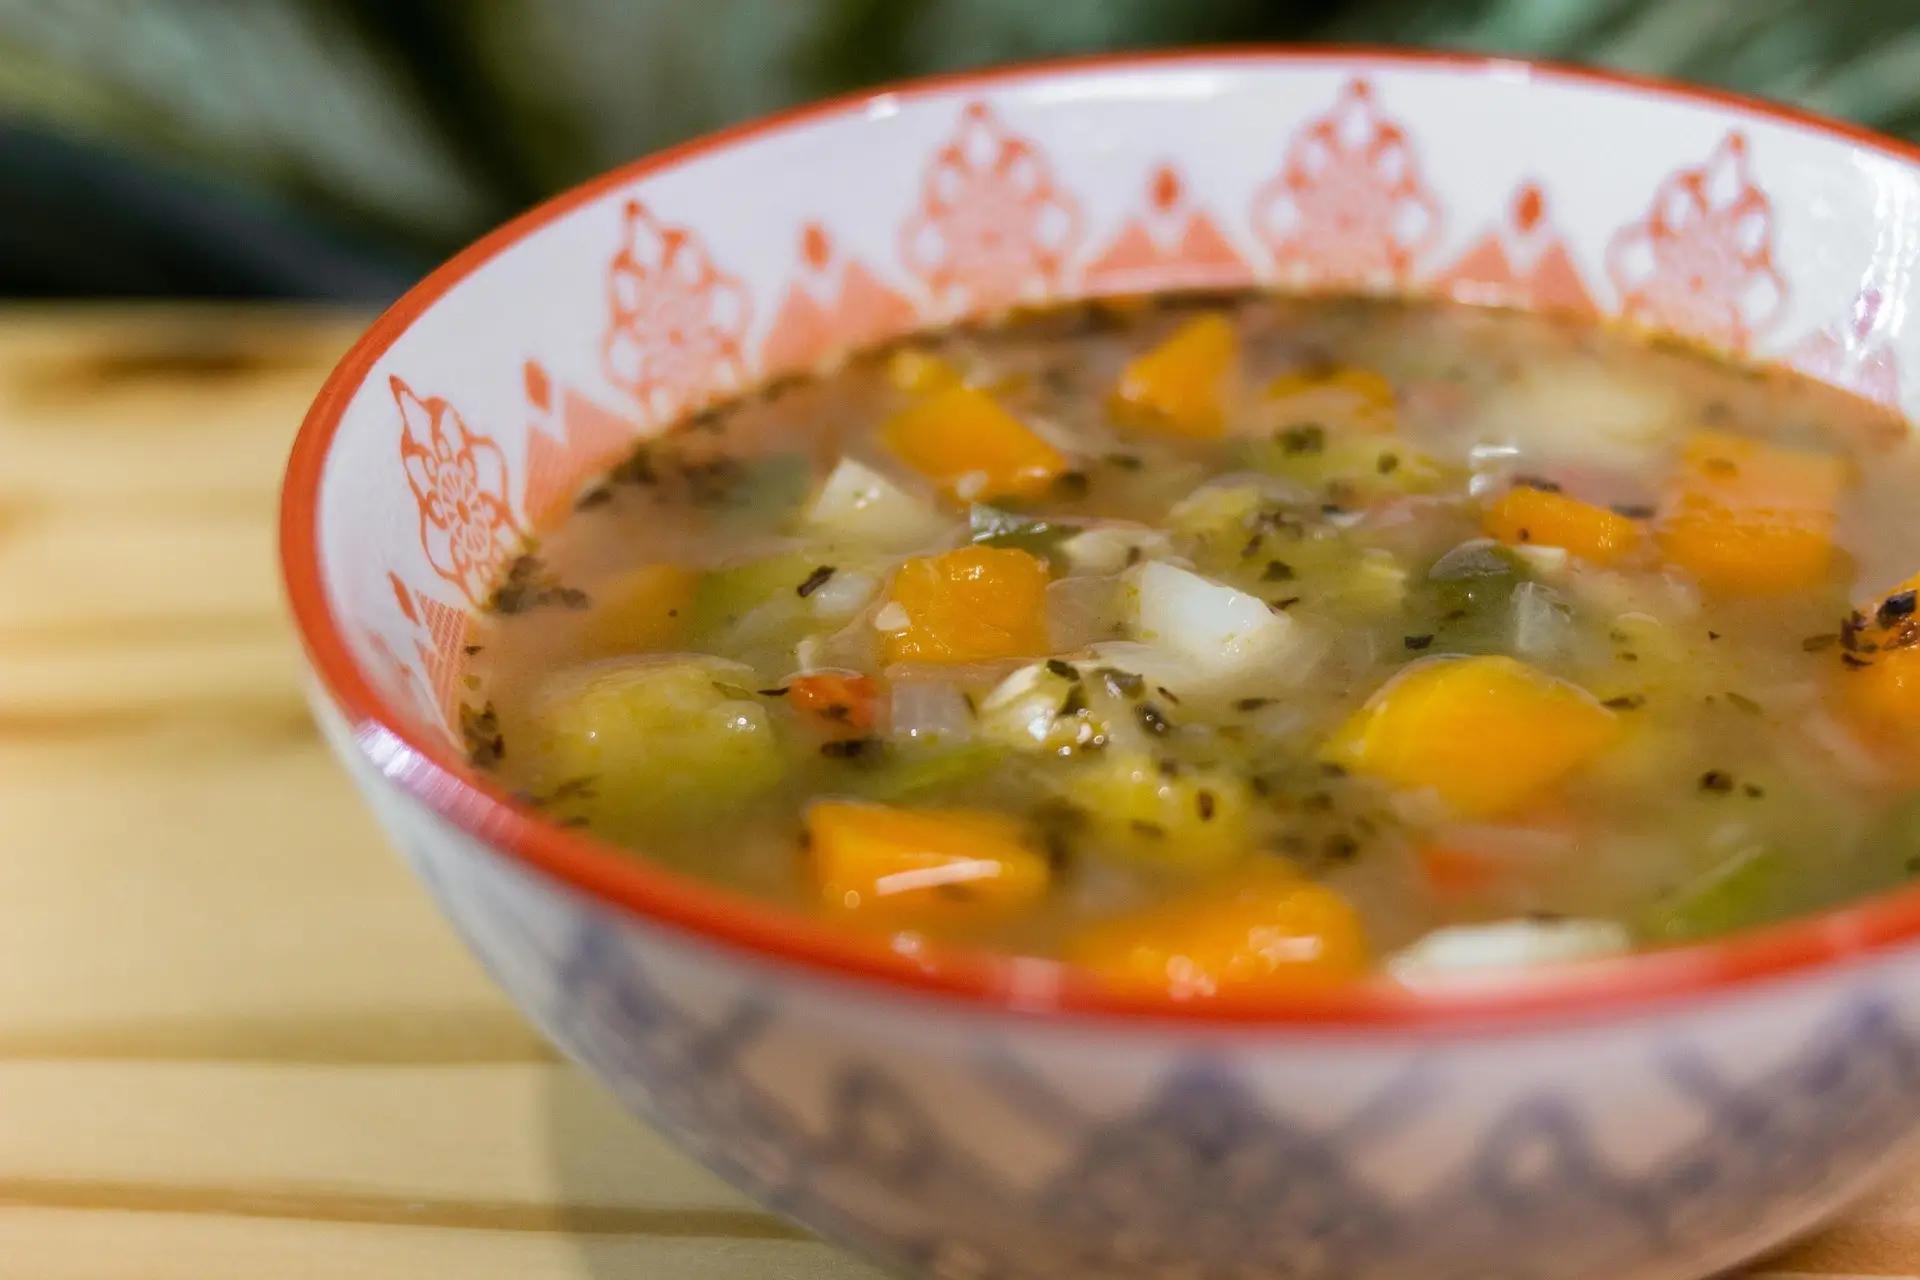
(0, 1, 1911, 297)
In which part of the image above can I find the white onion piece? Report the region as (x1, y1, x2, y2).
(1509, 581, 1574, 661)
(806, 568, 878, 620)
(1388, 918, 1630, 985)
(1058, 524, 1172, 576)
(1126, 560, 1306, 691)
(804, 458, 950, 549)
(885, 676, 975, 745)
(1047, 575, 1120, 651)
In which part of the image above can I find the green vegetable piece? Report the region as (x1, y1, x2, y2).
(844, 742, 1010, 802)
(1412, 539, 1528, 653)
(686, 552, 820, 641)
(969, 504, 1070, 560)
(525, 658, 784, 834)
(1237, 429, 1448, 499)
(1845, 791, 1920, 899)
(1638, 847, 1789, 944)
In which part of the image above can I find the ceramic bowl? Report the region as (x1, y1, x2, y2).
(284, 49, 1920, 1279)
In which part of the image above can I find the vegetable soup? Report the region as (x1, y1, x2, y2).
(463, 293, 1920, 994)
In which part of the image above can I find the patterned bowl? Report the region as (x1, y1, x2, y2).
(284, 49, 1920, 1279)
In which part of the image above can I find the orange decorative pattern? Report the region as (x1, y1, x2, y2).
(1788, 287, 1901, 410)
(1433, 182, 1595, 316)
(394, 376, 523, 607)
(520, 359, 644, 527)
(1605, 133, 1784, 351)
(1251, 79, 1441, 289)
(761, 222, 919, 375)
(1084, 164, 1252, 294)
(602, 199, 751, 422)
(900, 101, 1083, 315)
(374, 569, 472, 735)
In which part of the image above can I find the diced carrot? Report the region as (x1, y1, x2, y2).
(1066, 868, 1369, 997)
(1657, 430, 1848, 594)
(1418, 844, 1502, 896)
(1839, 573, 1920, 737)
(1111, 312, 1239, 438)
(1324, 655, 1620, 817)
(882, 545, 1050, 664)
(807, 800, 1049, 918)
(885, 349, 961, 395)
(882, 384, 1067, 501)
(1265, 365, 1397, 433)
(786, 671, 882, 734)
(1482, 486, 1641, 565)
(580, 564, 697, 656)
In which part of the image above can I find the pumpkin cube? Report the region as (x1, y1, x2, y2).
(1067, 868, 1368, 997)
(1482, 486, 1642, 566)
(1657, 430, 1847, 594)
(881, 546, 1050, 664)
(1324, 655, 1619, 817)
(883, 383, 1067, 501)
(807, 800, 1049, 917)
(1111, 312, 1239, 438)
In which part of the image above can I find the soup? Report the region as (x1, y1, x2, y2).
(463, 293, 1920, 994)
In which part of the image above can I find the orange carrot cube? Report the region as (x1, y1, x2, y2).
(786, 671, 882, 734)
(1657, 430, 1848, 594)
(807, 800, 1049, 917)
(1067, 868, 1369, 997)
(1324, 655, 1620, 817)
(882, 546, 1050, 664)
(1483, 486, 1642, 565)
(882, 384, 1067, 501)
(1111, 312, 1239, 438)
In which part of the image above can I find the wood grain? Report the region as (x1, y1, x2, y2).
(0, 305, 1904, 1277)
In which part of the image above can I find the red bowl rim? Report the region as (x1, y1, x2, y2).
(282, 44, 1920, 1033)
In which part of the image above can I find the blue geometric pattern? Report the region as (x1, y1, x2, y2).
(408, 833, 1920, 1280)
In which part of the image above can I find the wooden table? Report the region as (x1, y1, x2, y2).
(0, 306, 1908, 1278)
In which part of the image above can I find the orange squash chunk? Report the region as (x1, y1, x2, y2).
(1657, 430, 1848, 594)
(882, 383, 1066, 501)
(1111, 312, 1239, 438)
(1265, 364, 1397, 433)
(1483, 486, 1641, 565)
(1324, 655, 1620, 817)
(1839, 574, 1920, 734)
(1068, 868, 1368, 997)
(807, 800, 1049, 917)
(580, 564, 697, 656)
(882, 546, 1049, 664)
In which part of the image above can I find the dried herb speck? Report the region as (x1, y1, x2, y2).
(1136, 703, 1171, 736)
(1403, 634, 1434, 651)
(795, 565, 836, 598)
(1698, 770, 1734, 794)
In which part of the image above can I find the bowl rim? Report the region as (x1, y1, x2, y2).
(283, 44, 1920, 1032)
